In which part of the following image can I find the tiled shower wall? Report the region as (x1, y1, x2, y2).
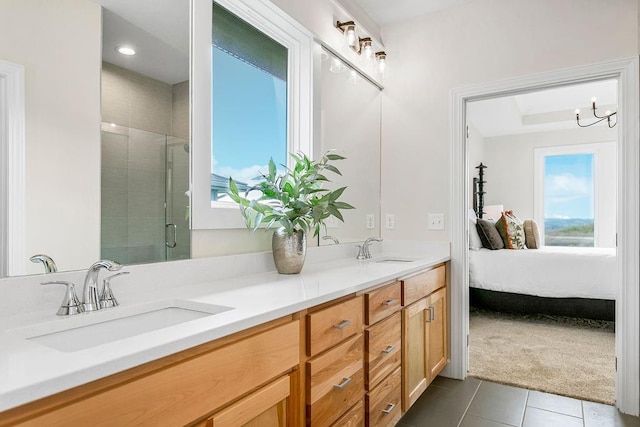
(101, 62, 190, 265)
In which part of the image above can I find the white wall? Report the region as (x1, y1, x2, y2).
(482, 127, 616, 220)
(379, 0, 638, 241)
(0, 0, 101, 274)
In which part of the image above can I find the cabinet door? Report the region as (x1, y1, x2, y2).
(401, 297, 428, 412)
(209, 375, 289, 427)
(427, 287, 448, 382)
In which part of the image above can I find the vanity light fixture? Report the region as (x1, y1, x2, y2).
(336, 21, 358, 50)
(359, 37, 373, 59)
(116, 46, 136, 56)
(375, 51, 387, 74)
(575, 97, 617, 128)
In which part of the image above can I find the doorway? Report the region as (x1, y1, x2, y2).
(448, 57, 640, 415)
(465, 79, 618, 404)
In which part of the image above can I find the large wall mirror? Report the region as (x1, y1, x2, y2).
(318, 47, 382, 245)
(0, 1, 381, 278)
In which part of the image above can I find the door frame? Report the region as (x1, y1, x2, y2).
(448, 57, 639, 415)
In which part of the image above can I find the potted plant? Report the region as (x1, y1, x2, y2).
(228, 152, 355, 274)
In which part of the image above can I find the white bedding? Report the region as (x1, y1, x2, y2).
(469, 246, 616, 300)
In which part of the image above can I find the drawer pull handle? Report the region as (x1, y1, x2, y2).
(382, 299, 396, 306)
(382, 345, 395, 354)
(333, 319, 351, 329)
(426, 307, 435, 322)
(382, 402, 396, 414)
(333, 377, 352, 389)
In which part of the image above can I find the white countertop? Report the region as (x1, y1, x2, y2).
(0, 241, 449, 412)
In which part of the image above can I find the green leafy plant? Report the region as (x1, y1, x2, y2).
(228, 152, 355, 237)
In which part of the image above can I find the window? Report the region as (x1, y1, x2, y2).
(191, 0, 312, 229)
(211, 4, 287, 202)
(543, 153, 594, 247)
(534, 142, 616, 248)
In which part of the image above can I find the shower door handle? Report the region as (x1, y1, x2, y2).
(165, 223, 177, 248)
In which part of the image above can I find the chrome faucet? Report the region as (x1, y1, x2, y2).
(356, 237, 383, 259)
(82, 260, 122, 312)
(30, 254, 58, 273)
(322, 235, 340, 245)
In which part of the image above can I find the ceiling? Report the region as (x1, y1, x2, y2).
(95, 0, 189, 84)
(354, 0, 475, 26)
(467, 79, 618, 138)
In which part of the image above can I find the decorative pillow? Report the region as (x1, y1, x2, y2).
(495, 211, 526, 249)
(468, 209, 483, 250)
(523, 219, 541, 249)
(476, 219, 505, 250)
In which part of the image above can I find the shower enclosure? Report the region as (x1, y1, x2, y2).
(101, 124, 190, 265)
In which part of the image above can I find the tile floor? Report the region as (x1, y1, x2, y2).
(398, 376, 640, 427)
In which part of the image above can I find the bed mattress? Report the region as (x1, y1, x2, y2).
(469, 246, 616, 300)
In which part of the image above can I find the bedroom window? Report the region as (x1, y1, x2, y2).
(534, 142, 617, 248)
(543, 153, 595, 247)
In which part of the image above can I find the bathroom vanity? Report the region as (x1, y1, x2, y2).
(0, 242, 449, 426)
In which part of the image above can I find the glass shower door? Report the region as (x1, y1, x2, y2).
(101, 124, 190, 265)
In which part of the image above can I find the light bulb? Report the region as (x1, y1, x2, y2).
(116, 46, 136, 56)
(605, 110, 612, 115)
(378, 57, 386, 74)
(363, 44, 373, 59)
(591, 97, 598, 103)
(345, 26, 357, 49)
(575, 109, 581, 115)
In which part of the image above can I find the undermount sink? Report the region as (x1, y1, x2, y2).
(27, 301, 233, 352)
(374, 257, 418, 263)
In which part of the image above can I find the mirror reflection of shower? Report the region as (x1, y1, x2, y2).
(101, 124, 190, 265)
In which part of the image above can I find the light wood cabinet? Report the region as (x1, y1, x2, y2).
(401, 263, 448, 413)
(208, 375, 290, 427)
(2, 263, 448, 427)
(4, 319, 299, 427)
(365, 367, 402, 427)
(427, 287, 448, 382)
(363, 281, 403, 427)
(307, 296, 364, 357)
(305, 296, 365, 426)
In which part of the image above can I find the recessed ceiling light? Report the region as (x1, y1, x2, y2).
(116, 46, 136, 56)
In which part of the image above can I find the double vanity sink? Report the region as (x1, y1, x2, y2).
(0, 242, 449, 413)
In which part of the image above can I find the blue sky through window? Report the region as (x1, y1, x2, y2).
(212, 47, 287, 186)
(544, 154, 594, 219)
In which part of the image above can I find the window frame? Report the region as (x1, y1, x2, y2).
(191, 0, 313, 230)
(534, 142, 616, 247)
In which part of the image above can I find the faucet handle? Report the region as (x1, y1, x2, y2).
(100, 272, 129, 309)
(41, 281, 84, 316)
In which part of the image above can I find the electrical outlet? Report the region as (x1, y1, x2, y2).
(326, 216, 339, 228)
(428, 213, 445, 230)
(366, 214, 375, 229)
(385, 214, 395, 230)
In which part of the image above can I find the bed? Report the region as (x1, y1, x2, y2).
(469, 246, 616, 321)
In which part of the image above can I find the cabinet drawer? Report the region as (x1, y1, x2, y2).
(307, 334, 364, 426)
(364, 281, 401, 325)
(209, 375, 290, 427)
(307, 296, 363, 357)
(365, 311, 401, 391)
(366, 367, 402, 427)
(402, 265, 445, 306)
(330, 400, 364, 427)
(18, 321, 300, 427)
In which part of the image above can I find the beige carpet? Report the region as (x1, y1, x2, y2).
(469, 309, 615, 404)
